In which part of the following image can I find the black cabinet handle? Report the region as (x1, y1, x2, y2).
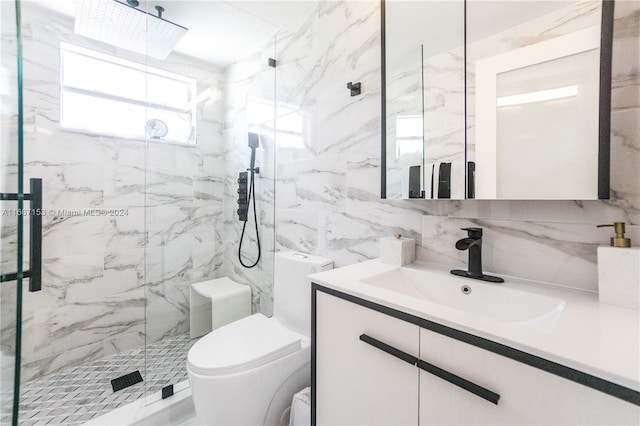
(359, 334, 500, 405)
(417, 359, 500, 405)
(359, 334, 418, 365)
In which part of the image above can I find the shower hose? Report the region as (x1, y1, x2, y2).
(238, 167, 261, 268)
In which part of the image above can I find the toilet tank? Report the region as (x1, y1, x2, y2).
(274, 252, 333, 337)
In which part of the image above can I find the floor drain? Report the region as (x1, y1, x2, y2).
(111, 370, 143, 392)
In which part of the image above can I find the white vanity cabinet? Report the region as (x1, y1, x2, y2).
(418, 328, 639, 425)
(313, 287, 640, 426)
(315, 291, 420, 425)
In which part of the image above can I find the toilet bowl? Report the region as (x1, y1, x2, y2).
(187, 252, 333, 425)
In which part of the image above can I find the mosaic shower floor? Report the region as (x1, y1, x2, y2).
(12, 333, 197, 426)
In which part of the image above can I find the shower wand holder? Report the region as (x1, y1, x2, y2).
(248, 166, 260, 174)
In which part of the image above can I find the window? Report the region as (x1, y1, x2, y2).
(60, 42, 197, 144)
(395, 115, 423, 159)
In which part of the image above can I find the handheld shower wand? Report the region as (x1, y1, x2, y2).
(238, 132, 261, 268)
(248, 132, 259, 172)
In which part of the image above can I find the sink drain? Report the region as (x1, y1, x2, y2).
(461, 285, 472, 295)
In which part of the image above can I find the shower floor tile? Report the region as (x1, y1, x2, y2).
(10, 333, 197, 426)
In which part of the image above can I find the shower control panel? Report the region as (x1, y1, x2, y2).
(237, 171, 249, 222)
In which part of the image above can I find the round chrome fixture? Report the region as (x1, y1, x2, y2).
(145, 119, 168, 139)
(461, 285, 472, 295)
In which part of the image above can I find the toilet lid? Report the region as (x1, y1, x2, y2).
(187, 313, 302, 376)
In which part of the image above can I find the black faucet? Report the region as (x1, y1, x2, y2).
(450, 227, 504, 283)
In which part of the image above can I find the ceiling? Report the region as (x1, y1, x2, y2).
(26, 0, 314, 67)
(386, 1, 573, 63)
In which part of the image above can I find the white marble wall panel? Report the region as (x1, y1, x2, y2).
(275, 209, 326, 254)
(38, 254, 102, 304)
(325, 212, 423, 268)
(24, 162, 104, 210)
(104, 249, 146, 295)
(192, 241, 222, 281)
(274, 4, 326, 113)
(345, 1, 381, 82)
(105, 207, 146, 251)
(145, 169, 195, 207)
(103, 165, 146, 208)
(221, 247, 274, 317)
(194, 176, 224, 205)
(22, 288, 145, 365)
(276, 155, 347, 211)
(145, 236, 194, 335)
(41, 215, 110, 258)
(318, 83, 381, 158)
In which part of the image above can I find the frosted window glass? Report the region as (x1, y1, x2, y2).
(60, 43, 196, 144)
(61, 91, 193, 143)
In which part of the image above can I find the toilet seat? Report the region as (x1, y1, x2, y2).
(187, 313, 302, 376)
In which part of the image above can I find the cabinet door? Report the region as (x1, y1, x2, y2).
(315, 291, 420, 425)
(419, 328, 640, 425)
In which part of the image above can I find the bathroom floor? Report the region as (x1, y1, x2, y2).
(9, 334, 197, 426)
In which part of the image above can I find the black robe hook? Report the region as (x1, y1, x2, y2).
(347, 82, 361, 96)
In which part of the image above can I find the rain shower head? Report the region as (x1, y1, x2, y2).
(74, 0, 188, 60)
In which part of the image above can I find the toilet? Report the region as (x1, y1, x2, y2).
(187, 252, 333, 425)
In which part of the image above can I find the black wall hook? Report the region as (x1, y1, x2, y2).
(347, 82, 361, 96)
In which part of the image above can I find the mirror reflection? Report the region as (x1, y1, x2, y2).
(385, 1, 465, 199)
(383, 0, 610, 200)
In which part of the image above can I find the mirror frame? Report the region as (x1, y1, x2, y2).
(380, 0, 615, 200)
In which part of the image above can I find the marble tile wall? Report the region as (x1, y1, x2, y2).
(15, 2, 226, 381)
(273, 1, 639, 295)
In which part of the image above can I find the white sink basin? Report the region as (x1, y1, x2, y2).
(360, 267, 565, 330)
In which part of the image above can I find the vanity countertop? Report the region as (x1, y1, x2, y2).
(309, 259, 640, 392)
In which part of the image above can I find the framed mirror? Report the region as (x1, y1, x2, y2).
(381, 0, 613, 200)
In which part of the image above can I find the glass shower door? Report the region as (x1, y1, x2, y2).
(1, 1, 24, 424)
